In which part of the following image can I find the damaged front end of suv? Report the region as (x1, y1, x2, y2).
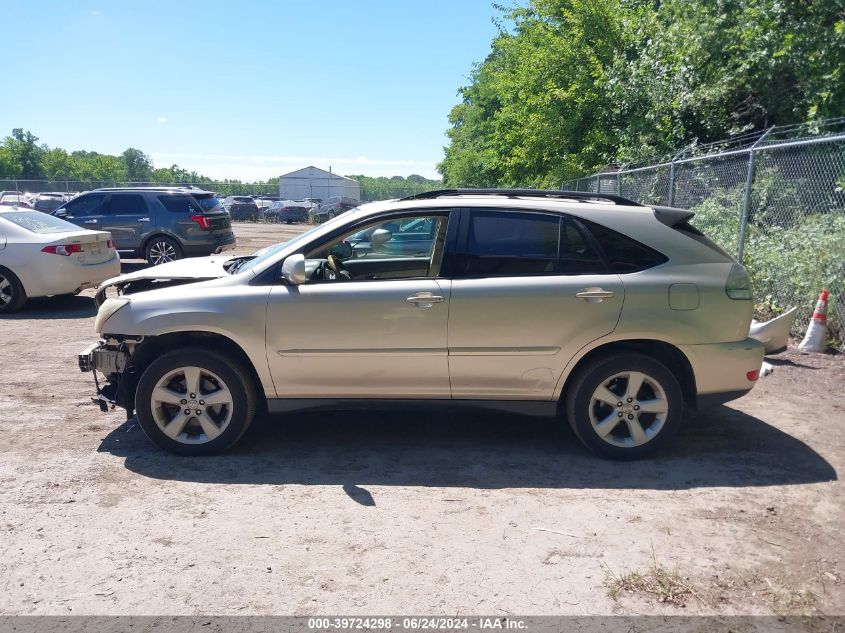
(80, 254, 240, 414)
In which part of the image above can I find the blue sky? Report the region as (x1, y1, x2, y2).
(1, 1, 500, 180)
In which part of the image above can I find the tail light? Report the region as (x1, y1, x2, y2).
(42, 244, 84, 256)
(190, 214, 212, 229)
(746, 370, 760, 381)
(725, 264, 752, 300)
(107, 239, 115, 249)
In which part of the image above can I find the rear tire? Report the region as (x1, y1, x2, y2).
(0, 267, 27, 314)
(564, 353, 683, 460)
(145, 236, 182, 266)
(135, 347, 257, 456)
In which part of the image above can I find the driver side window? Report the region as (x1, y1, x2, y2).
(64, 193, 107, 217)
(304, 213, 448, 282)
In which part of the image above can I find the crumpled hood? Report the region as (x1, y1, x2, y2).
(94, 255, 235, 306)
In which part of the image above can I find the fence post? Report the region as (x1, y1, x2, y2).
(737, 127, 775, 262)
(667, 149, 685, 207)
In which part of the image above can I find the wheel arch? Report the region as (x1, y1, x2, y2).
(124, 331, 267, 415)
(557, 339, 697, 409)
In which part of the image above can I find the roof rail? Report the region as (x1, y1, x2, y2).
(399, 188, 643, 206)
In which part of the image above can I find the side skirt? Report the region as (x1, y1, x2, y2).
(266, 398, 559, 418)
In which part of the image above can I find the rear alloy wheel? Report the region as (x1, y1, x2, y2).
(136, 348, 256, 455)
(0, 267, 26, 314)
(565, 353, 683, 460)
(145, 236, 182, 266)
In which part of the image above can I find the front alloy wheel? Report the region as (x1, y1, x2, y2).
(150, 366, 234, 444)
(565, 353, 683, 460)
(136, 348, 256, 455)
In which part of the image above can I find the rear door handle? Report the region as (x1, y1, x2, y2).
(137, 217, 150, 222)
(575, 287, 615, 302)
(83, 219, 98, 224)
(405, 292, 445, 308)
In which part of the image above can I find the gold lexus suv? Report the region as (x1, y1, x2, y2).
(79, 189, 763, 459)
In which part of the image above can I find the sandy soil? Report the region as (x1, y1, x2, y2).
(0, 222, 843, 616)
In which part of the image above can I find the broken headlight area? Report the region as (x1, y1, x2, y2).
(79, 336, 143, 415)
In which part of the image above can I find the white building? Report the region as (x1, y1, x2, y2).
(278, 166, 360, 202)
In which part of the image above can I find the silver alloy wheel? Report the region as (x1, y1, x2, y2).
(150, 365, 234, 445)
(0, 274, 12, 306)
(588, 371, 669, 448)
(148, 240, 177, 265)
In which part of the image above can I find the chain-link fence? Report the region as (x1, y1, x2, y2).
(564, 121, 845, 346)
(0, 179, 434, 203)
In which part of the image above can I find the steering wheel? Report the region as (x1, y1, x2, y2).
(325, 254, 351, 280)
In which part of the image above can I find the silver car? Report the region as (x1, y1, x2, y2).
(79, 189, 763, 459)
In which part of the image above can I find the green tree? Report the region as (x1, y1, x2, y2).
(121, 147, 154, 181)
(41, 148, 74, 180)
(4, 129, 45, 179)
(440, 0, 845, 185)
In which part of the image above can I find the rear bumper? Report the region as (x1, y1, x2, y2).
(182, 233, 236, 256)
(33, 253, 121, 296)
(678, 337, 765, 408)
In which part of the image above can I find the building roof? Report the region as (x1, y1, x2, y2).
(278, 166, 357, 182)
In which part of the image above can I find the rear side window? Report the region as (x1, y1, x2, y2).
(158, 194, 198, 214)
(466, 211, 559, 276)
(194, 195, 222, 212)
(673, 221, 732, 259)
(463, 211, 605, 277)
(582, 219, 668, 273)
(109, 194, 147, 214)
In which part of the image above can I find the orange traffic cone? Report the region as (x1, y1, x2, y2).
(798, 289, 829, 353)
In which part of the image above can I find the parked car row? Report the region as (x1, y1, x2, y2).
(0, 190, 77, 211)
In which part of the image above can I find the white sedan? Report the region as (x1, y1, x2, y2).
(0, 208, 121, 313)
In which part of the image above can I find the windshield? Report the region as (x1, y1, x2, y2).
(1, 211, 80, 234)
(236, 210, 358, 274)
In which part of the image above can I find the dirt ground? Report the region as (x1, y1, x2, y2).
(0, 222, 843, 617)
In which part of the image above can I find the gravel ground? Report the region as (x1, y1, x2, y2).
(0, 222, 843, 616)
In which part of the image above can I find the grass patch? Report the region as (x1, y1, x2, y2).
(606, 564, 700, 607)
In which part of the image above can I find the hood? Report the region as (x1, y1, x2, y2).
(93, 255, 237, 307)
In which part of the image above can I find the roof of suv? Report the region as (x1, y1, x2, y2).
(91, 186, 214, 195)
(400, 188, 642, 207)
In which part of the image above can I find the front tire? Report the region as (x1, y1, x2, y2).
(0, 267, 27, 314)
(135, 347, 257, 455)
(564, 353, 683, 460)
(145, 236, 182, 266)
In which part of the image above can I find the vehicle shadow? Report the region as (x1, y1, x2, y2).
(2, 294, 96, 320)
(120, 260, 149, 274)
(98, 404, 837, 490)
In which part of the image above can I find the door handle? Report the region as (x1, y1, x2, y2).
(137, 217, 150, 222)
(83, 219, 98, 224)
(575, 287, 615, 302)
(405, 292, 445, 307)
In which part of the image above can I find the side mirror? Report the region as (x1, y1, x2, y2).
(54, 208, 67, 218)
(281, 253, 306, 285)
(371, 228, 392, 247)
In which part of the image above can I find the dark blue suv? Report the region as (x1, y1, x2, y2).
(54, 187, 236, 265)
